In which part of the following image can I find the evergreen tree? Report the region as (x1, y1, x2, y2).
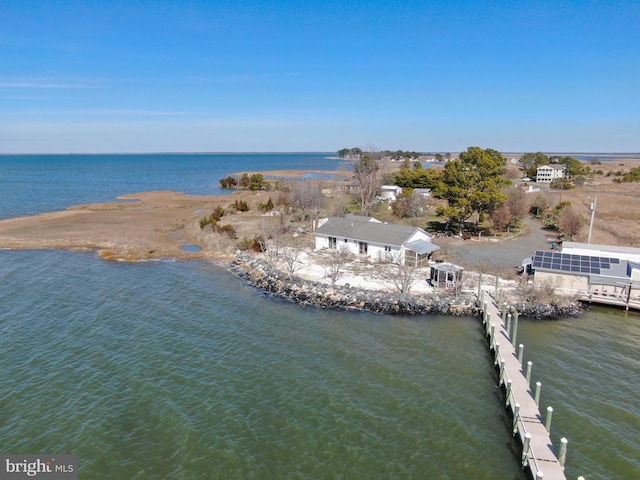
(434, 146, 510, 233)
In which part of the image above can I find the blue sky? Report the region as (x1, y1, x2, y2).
(1, 0, 638, 153)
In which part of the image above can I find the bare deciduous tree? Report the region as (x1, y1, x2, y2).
(260, 220, 284, 265)
(330, 186, 350, 217)
(519, 277, 562, 304)
(274, 185, 292, 212)
(263, 239, 281, 265)
(506, 187, 530, 224)
(319, 246, 352, 286)
(490, 203, 511, 233)
(290, 181, 326, 230)
(530, 192, 551, 218)
(291, 182, 324, 213)
(280, 245, 303, 276)
(351, 155, 381, 216)
(391, 190, 428, 218)
(380, 253, 418, 294)
(558, 206, 584, 240)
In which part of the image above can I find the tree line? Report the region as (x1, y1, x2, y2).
(214, 146, 594, 245)
(349, 146, 587, 240)
(337, 147, 452, 161)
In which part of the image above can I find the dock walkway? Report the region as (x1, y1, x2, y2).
(479, 290, 568, 480)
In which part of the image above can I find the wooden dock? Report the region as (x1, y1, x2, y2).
(479, 290, 568, 480)
(578, 291, 640, 312)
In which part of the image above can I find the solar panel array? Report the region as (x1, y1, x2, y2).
(531, 250, 620, 275)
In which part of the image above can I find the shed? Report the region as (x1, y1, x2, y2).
(430, 262, 464, 289)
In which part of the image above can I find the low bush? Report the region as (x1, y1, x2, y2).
(219, 176, 238, 188)
(258, 198, 275, 212)
(215, 224, 236, 238)
(229, 199, 250, 212)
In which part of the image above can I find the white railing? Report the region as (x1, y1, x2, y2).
(496, 347, 544, 475)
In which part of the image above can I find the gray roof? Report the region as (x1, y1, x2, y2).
(431, 262, 464, 272)
(405, 240, 440, 254)
(563, 242, 640, 257)
(538, 164, 566, 170)
(316, 216, 431, 247)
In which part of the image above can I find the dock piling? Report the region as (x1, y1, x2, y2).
(558, 438, 568, 469)
(518, 343, 524, 365)
(522, 433, 532, 466)
(534, 381, 542, 406)
(511, 312, 519, 346)
(506, 313, 512, 333)
(545, 406, 553, 433)
(526, 361, 533, 386)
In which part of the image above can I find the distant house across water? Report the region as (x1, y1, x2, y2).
(536, 164, 566, 183)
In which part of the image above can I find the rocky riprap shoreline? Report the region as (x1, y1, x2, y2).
(231, 254, 477, 315)
(506, 301, 583, 319)
(231, 254, 584, 318)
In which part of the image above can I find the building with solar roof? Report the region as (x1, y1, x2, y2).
(561, 242, 640, 263)
(527, 243, 640, 310)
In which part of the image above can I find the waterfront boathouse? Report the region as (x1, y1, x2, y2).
(525, 242, 640, 310)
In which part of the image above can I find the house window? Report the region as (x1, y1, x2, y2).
(329, 237, 337, 249)
(358, 241, 368, 255)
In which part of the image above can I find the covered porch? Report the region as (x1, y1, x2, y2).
(404, 240, 440, 268)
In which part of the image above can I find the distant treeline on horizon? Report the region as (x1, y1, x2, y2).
(337, 147, 640, 162)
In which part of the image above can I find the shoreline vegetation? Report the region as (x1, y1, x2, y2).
(1, 153, 639, 318)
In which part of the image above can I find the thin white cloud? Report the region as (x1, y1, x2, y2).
(1, 109, 199, 117)
(0, 78, 105, 89)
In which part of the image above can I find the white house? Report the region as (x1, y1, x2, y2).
(315, 215, 439, 267)
(536, 164, 566, 183)
(413, 188, 432, 197)
(379, 185, 403, 202)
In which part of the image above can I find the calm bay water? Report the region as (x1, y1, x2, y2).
(0, 154, 639, 479)
(0, 153, 348, 220)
